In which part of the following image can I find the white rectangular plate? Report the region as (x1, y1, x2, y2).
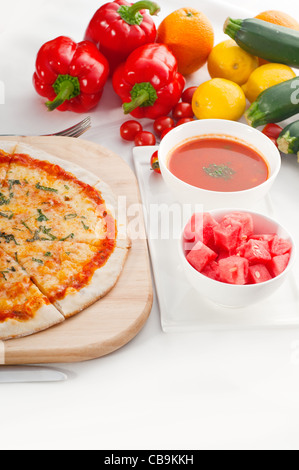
(132, 0, 299, 332)
(134, 146, 299, 332)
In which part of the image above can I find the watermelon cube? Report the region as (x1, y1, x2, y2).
(186, 241, 217, 273)
(213, 219, 242, 252)
(219, 256, 249, 285)
(222, 212, 254, 240)
(250, 233, 275, 245)
(269, 253, 290, 277)
(202, 213, 219, 244)
(206, 236, 218, 253)
(241, 239, 271, 264)
(201, 261, 221, 281)
(249, 264, 273, 284)
(217, 249, 230, 261)
(270, 235, 292, 257)
(183, 213, 201, 244)
(235, 240, 247, 257)
(183, 212, 218, 251)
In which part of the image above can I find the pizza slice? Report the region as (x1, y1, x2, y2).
(1, 152, 117, 246)
(0, 240, 128, 318)
(0, 246, 64, 340)
(8, 151, 102, 212)
(0, 183, 115, 247)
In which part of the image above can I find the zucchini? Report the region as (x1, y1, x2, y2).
(245, 77, 299, 128)
(224, 18, 299, 68)
(277, 120, 299, 158)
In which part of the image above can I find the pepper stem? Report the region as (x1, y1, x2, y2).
(123, 91, 149, 114)
(129, 1, 160, 16)
(123, 82, 158, 114)
(118, 1, 160, 26)
(46, 74, 81, 111)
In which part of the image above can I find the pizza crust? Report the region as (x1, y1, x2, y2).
(0, 304, 64, 341)
(95, 180, 131, 250)
(54, 246, 129, 318)
(0, 140, 18, 154)
(13, 142, 100, 187)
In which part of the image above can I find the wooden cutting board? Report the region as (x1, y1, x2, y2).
(0, 136, 153, 365)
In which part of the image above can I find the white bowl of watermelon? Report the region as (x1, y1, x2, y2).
(159, 119, 281, 210)
(179, 209, 296, 308)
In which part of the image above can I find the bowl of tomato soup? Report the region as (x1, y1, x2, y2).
(158, 119, 281, 210)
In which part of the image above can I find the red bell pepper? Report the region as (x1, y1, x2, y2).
(112, 43, 186, 119)
(33, 36, 109, 113)
(84, 0, 160, 74)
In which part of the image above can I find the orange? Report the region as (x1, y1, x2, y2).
(157, 8, 214, 76)
(255, 10, 299, 29)
(255, 10, 299, 65)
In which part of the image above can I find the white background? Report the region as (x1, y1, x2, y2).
(1, 0, 299, 451)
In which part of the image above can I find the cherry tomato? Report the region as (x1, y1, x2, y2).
(176, 118, 195, 127)
(150, 151, 161, 174)
(262, 123, 283, 148)
(153, 116, 175, 136)
(161, 127, 175, 139)
(262, 123, 283, 140)
(181, 87, 198, 104)
(134, 131, 156, 147)
(172, 102, 194, 121)
(120, 120, 143, 141)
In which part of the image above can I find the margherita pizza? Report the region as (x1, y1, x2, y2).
(0, 141, 130, 340)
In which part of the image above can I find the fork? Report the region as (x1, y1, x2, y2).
(0, 116, 92, 139)
(46, 116, 91, 138)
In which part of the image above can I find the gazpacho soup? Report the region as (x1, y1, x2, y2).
(168, 135, 269, 192)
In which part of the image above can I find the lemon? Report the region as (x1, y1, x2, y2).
(242, 63, 296, 103)
(208, 40, 259, 85)
(192, 78, 246, 121)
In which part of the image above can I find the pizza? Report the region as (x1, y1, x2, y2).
(0, 140, 130, 340)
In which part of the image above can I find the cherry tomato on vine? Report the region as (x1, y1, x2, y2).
(181, 87, 198, 104)
(153, 116, 175, 136)
(120, 120, 143, 141)
(134, 131, 156, 147)
(172, 102, 194, 121)
(176, 118, 195, 127)
(150, 151, 161, 174)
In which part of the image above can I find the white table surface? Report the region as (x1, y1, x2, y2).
(1, 0, 299, 451)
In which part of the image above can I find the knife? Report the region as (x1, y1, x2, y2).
(0, 366, 68, 383)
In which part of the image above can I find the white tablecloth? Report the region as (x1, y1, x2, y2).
(1, 0, 299, 451)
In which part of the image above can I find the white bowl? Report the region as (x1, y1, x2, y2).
(159, 119, 281, 210)
(179, 209, 296, 308)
